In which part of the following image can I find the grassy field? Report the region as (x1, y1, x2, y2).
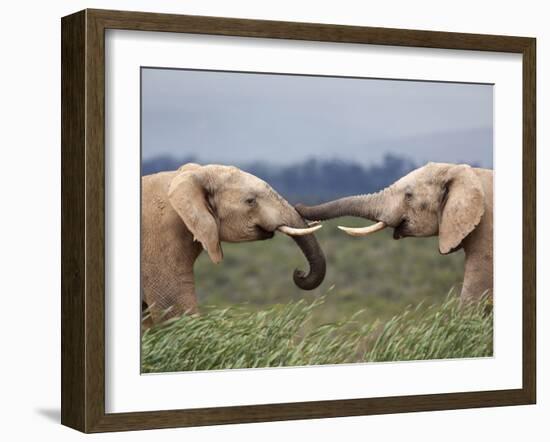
(142, 218, 493, 372)
(142, 294, 493, 373)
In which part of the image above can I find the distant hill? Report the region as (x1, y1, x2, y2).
(141, 154, 423, 203)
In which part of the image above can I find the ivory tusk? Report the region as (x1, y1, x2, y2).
(278, 224, 323, 236)
(337, 221, 387, 237)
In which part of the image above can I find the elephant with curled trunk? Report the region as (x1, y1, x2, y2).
(296, 162, 493, 301)
(142, 163, 326, 323)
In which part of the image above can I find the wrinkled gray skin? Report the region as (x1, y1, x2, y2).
(296, 162, 493, 301)
(142, 163, 326, 323)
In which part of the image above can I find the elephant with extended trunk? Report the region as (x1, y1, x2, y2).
(296, 162, 493, 301)
(142, 163, 326, 323)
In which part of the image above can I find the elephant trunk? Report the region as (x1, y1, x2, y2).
(290, 226, 327, 290)
(278, 207, 326, 291)
(296, 192, 385, 222)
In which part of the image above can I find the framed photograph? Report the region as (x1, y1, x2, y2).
(61, 9, 536, 433)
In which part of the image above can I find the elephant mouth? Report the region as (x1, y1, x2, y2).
(255, 226, 275, 240)
(393, 219, 409, 240)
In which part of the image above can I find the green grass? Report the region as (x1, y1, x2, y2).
(142, 217, 491, 372)
(142, 293, 493, 373)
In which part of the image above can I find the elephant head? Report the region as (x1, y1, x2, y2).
(168, 163, 326, 289)
(296, 162, 486, 255)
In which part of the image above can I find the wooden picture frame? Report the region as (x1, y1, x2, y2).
(61, 8, 536, 433)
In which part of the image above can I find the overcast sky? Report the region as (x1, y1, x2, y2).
(141, 68, 493, 168)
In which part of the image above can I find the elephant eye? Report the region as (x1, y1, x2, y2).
(405, 191, 413, 201)
(245, 197, 256, 206)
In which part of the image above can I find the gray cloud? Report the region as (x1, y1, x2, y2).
(142, 68, 493, 168)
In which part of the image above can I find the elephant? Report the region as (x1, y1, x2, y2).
(295, 162, 493, 301)
(141, 163, 326, 323)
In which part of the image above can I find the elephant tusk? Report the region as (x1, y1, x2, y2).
(278, 224, 323, 236)
(337, 221, 387, 237)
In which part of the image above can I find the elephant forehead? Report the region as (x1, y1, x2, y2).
(401, 165, 446, 188)
(219, 180, 271, 198)
(233, 173, 272, 192)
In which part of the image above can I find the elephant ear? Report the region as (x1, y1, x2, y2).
(438, 164, 485, 255)
(168, 167, 223, 264)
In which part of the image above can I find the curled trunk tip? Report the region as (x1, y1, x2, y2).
(290, 234, 326, 290)
(279, 202, 327, 290)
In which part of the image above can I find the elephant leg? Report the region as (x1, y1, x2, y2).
(460, 217, 493, 304)
(141, 299, 153, 330)
(461, 250, 493, 303)
(142, 266, 198, 324)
